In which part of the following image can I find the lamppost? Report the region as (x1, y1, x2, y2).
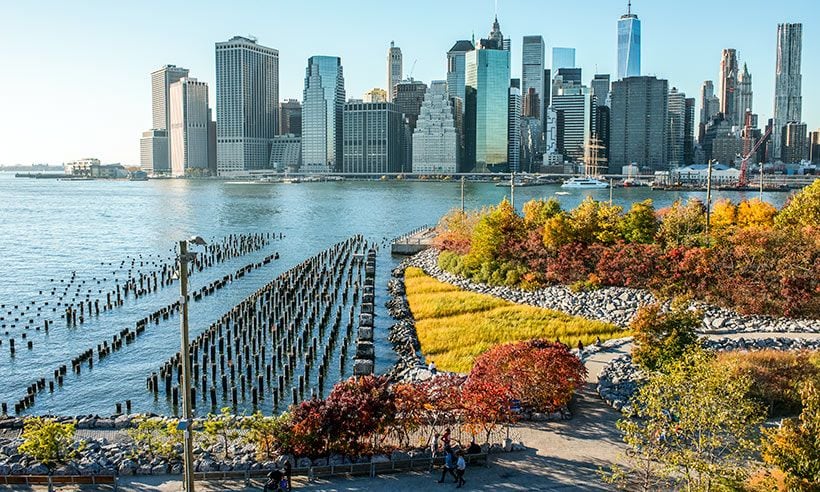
(178, 236, 207, 492)
(705, 159, 715, 238)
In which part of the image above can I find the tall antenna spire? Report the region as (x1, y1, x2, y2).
(627, 0, 632, 15)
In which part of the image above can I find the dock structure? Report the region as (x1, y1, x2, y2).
(390, 227, 436, 255)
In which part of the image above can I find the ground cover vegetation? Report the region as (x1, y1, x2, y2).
(404, 266, 622, 372)
(434, 180, 820, 318)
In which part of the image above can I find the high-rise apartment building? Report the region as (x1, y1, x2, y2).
(412, 81, 459, 174)
(465, 18, 511, 172)
(617, 1, 641, 80)
(215, 36, 279, 174)
(302, 56, 345, 173)
(169, 78, 210, 177)
(508, 82, 522, 173)
(140, 130, 169, 174)
(279, 99, 302, 136)
(719, 49, 739, 124)
(667, 87, 687, 168)
(736, 64, 753, 126)
(387, 42, 403, 102)
(522, 36, 545, 119)
(773, 23, 803, 160)
(342, 101, 403, 173)
(363, 88, 388, 103)
(781, 122, 807, 163)
(610, 76, 669, 171)
(446, 40, 475, 110)
(551, 47, 575, 76)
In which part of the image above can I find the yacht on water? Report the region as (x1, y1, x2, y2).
(560, 135, 610, 189)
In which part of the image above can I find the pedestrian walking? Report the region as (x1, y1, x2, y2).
(437, 447, 457, 484)
(441, 428, 451, 448)
(428, 360, 437, 374)
(455, 450, 466, 488)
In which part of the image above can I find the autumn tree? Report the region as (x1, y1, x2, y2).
(630, 303, 701, 372)
(710, 199, 737, 233)
(619, 199, 659, 244)
(19, 418, 79, 472)
(462, 377, 516, 444)
(243, 411, 293, 461)
(762, 380, 820, 491)
(289, 397, 328, 457)
(775, 179, 820, 229)
(468, 340, 587, 413)
(522, 198, 562, 230)
(322, 375, 397, 455)
(613, 348, 764, 490)
(433, 208, 481, 254)
(736, 198, 777, 229)
(657, 199, 707, 248)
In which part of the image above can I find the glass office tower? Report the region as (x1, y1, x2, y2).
(617, 2, 641, 80)
(465, 47, 511, 173)
(302, 56, 345, 173)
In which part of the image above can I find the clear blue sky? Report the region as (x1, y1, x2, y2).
(0, 0, 816, 165)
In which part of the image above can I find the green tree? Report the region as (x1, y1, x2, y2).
(568, 197, 624, 244)
(762, 380, 820, 491)
(464, 199, 525, 274)
(243, 411, 293, 461)
(775, 179, 820, 229)
(18, 418, 78, 471)
(613, 348, 764, 491)
(203, 407, 240, 459)
(658, 199, 707, 248)
(619, 199, 659, 244)
(630, 302, 702, 372)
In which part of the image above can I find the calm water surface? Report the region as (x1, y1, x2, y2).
(0, 173, 791, 416)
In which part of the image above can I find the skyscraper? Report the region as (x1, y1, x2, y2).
(698, 80, 721, 143)
(363, 88, 387, 103)
(302, 56, 345, 173)
(551, 47, 575, 76)
(684, 98, 696, 165)
(736, 64, 753, 126)
(412, 81, 459, 174)
(521, 36, 545, 118)
(140, 130, 168, 174)
(215, 36, 279, 174)
(279, 99, 302, 136)
(151, 65, 190, 132)
(616, 1, 641, 80)
(342, 101, 403, 173)
(719, 49, 739, 124)
(773, 23, 803, 160)
(552, 87, 594, 163)
(387, 42, 403, 102)
(667, 87, 686, 168)
(169, 77, 210, 177)
(591, 74, 611, 107)
(393, 80, 428, 131)
(465, 17, 511, 172)
(446, 40, 474, 109)
(610, 76, 669, 171)
(809, 129, 820, 164)
(508, 81, 522, 173)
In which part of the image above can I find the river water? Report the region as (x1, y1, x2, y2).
(0, 173, 792, 416)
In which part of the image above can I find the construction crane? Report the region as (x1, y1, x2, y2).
(738, 119, 772, 188)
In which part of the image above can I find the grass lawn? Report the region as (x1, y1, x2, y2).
(404, 267, 626, 373)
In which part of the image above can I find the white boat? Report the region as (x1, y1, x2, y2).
(561, 177, 610, 189)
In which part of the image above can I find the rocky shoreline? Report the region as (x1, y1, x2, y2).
(597, 337, 820, 412)
(408, 249, 819, 334)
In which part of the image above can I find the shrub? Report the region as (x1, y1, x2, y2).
(630, 303, 701, 372)
(433, 209, 481, 254)
(322, 375, 396, 455)
(775, 179, 820, 229)
(717, 350, 820, 418)
(762, 380, 820, 490)
(467, 340, 587, 413)
(619, 199, 659, 244)
(657, 199, 706, 248)
(522, 198, 562, 229)
(595, 242, 664, 289)
(127, 417, 182, 461)
(736, 198, 777, 229)
(19, 418, 79, 471)
(464, 199, 525, 272)
(203, 407, 240, 459)
(243, 411, 293, 461)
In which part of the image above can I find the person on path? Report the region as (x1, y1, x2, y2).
(263, 467, 283, 491)
(437, 447, 457, 483)
(441, 428, 451, 448)
(429, 432, 440, 471)
(455, 450, 466, 488)
(284, 459, 292, 490)
(428, 360, 437, 374)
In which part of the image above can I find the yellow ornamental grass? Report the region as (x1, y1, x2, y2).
(404, 267, 624, 373)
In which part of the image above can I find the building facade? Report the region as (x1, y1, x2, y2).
(781, 122, 807, 163)
(342, 101, 403, 174)
(446, 40, 474, 110)
(169, 78, 210, 176)
(412, 81, 458, 174)
(269, 135, 301, 171)
(508, 83, 521, 173)
(521, 36, 545, 119)
(551, 47, 575, 76)
(667, 88, 686, 168)
(387, 42, 402, 102)
(736, 63, 753, 126)
(773, 23, 803, 160)
(684, 97, 696, 165)
(699, 80, 720, 143)
(140, 130, 169, 174)
(610, 76, 669, 171)
(215, 36, 279, 174)
(363, 88, 388, 103)
(591, 74, 611, 107)
(810, 129, 820, 164)
(279, 99, 302, 136)
(151, 65, 189, 132)
(302, 56, 345, 173)
(551, 87, 594, 163)
(617, 2, 641, 80)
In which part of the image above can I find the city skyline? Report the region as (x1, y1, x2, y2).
(0, 0, 817, 165)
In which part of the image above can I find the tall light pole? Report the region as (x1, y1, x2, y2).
(705, 159, 714, 238)
(178, 236, 206, 492)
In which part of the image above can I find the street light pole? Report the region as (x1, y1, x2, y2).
(705, 159, 714, 238)
(178, 240, 195, 492)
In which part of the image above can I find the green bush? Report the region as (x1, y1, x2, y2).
(19, 418, 79, 470)
(630, 303, 702, 372)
